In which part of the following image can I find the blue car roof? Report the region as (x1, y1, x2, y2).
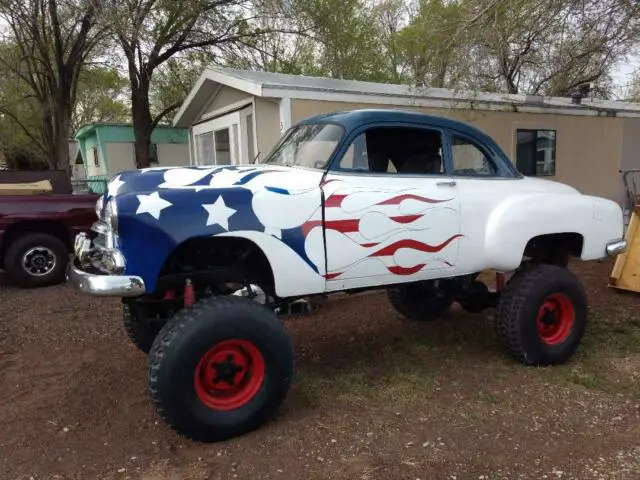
(297, 108, 491, 141)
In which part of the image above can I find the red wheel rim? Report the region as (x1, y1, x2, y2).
(536, 293, 575, 346)
(194, 339, 265, 411)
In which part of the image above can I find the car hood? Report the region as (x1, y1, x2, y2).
(105, 165, 324, 199)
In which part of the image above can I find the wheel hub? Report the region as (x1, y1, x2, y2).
(536, 293, 575, 345)
(194, 339, 265, 411)
(22, 247, 56, 276)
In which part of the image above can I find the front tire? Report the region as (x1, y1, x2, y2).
(387, 282, 454, 321)
(148, 296, 294, 442)
(4, 233, 68, 288)
(495, 263, 588, 366)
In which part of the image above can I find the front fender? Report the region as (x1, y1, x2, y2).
(484, 193, 624, 270)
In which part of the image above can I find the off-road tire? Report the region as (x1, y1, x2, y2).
(4, 232, 68, 288)
(495, 263, 588, 366)
(123, 304, 164, 354)
(387, 282, 454, 321)
(148, 296, 294, 443)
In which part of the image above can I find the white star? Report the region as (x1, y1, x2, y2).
(107, 175, 125, 197)
(202, 196, 237, 230)
(136, 192, 172, 220)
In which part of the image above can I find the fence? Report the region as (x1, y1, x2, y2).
(71, 177, 108, 195)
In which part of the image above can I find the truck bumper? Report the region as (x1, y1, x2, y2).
(66, 229, 146, 297)
(66, 262, 146, 297)
(606, 239, 627, 257)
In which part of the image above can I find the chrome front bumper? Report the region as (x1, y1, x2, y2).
(606, 239, 628, 257)
(67, 227, 146, 297)
(66, 263, 146, 297)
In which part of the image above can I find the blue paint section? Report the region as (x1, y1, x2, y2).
(109, 166, 322, 292)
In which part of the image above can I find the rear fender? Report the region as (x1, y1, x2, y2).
(484, 193, 596, 271)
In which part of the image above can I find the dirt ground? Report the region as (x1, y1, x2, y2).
(2, 260, 640, 480)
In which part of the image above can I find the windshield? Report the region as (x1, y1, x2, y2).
(261, 123, 344, 169)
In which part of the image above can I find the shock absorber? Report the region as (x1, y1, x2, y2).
(184, 278, 195, 308)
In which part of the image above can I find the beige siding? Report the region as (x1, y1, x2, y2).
(254, 98, 280, 161)
(201, 86, 253, 119)
(86, 145, 108, 177)
(105, 142, 136, 174)
(291, 99, 625, 201)
(157, 143, 190, 166)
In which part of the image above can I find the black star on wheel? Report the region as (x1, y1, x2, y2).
(212, 355, 244, 386)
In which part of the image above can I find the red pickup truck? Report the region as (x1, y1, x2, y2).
(0, 171, 98, 288)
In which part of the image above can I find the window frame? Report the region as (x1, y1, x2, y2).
(327, 121, 450, 178)
(260, 121, 346, 172)
(515, 128, 557, 177)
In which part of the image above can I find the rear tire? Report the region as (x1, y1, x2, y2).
(495, 263, 587, 366)
(4, 233, 68, 288)
(148, 296, 294, 442)
(387, 282, 454, 321)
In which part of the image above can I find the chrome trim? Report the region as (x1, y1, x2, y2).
(91, 221, 109, 235)
(66, 263, 146, 297)
(606, 239, 627, 257)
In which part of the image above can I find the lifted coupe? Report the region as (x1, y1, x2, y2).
(68, 109, 626, 442)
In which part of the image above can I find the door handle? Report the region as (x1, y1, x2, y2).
(436, 181, 457, 187)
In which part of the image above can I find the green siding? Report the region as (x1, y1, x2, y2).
(74, 122, 188, 177)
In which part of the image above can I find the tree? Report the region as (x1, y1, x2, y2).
(0, 0, 104, 173)
(97, 0, 294, 169)
(73, 65, 131, 131)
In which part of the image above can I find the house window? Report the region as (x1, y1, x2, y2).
(92, 146, 100, 167)
(516, 129, 557, 176)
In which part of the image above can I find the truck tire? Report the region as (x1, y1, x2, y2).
(387, 282, 453, 321)
(495, 263, 587, 366)
(4, 232, 68, 288)
(123, 304, 164, 354)
(148, 295, 294, 442)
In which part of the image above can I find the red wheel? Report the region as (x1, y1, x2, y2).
(148, 296, 294, 442)
(536, 293, 575, 345)
(194, 339, 266, 411)
(495, 263, 587, 366)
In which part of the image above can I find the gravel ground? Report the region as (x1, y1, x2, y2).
(1, 260, 640, 480)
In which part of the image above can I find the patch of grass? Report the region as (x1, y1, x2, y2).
(477, 390, 500, 404)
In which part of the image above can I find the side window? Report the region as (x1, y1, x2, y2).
(516, 129, 556, 176)
(450, 136, 498, 177)
(337, 126, 444, 175)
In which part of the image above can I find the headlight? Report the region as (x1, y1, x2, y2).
(104, 198, 119, 232)
(95, 196, 104, 218)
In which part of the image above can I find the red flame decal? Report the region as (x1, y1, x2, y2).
(370, 235, 463, 257)
(387, 264, 426, 275)
(376, 194, 451, 206)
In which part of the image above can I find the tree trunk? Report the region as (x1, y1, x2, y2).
(131, 79, 153, 169)
(54, 106, 71, 176)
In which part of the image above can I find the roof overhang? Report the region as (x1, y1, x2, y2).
(172, 68, 264, 128)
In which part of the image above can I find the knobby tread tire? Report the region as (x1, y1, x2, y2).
(123, 304, 163, 354)
(495, 263, 588, 366)
(147, 295, 294, 443)
(387, 283, 453, 322)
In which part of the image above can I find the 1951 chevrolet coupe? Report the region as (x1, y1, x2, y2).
(67, 109, 627, 443)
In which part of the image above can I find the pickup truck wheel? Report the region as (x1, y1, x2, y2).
(387, 282, 453, 321)
(4, 233, 68, 288)
(123, 304, 164, 354)
(147, 296, 294, 442)
(496, 264, 587, 366)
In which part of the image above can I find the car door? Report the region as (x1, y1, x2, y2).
(445, 129, 523, 274)
(320, 123, 463, 292)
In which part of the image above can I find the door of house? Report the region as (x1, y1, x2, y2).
(192, 106, 257, 166)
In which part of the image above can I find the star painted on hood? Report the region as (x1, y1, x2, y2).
(136, 192, 172, 220)
(202, 196, 237, 230)
(107, 175, 125, 197)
